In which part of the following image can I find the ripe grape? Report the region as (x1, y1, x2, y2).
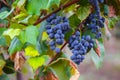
(45, 14, 70, 53)
(68, 31, 94, 65)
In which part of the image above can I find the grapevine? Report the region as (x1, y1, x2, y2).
(0, 0, 118, 80)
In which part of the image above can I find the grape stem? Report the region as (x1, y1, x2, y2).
(33, 0, 80, 25)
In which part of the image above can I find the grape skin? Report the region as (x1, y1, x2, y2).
(46, 14, 70, 53)
(68, 31, 94, 65)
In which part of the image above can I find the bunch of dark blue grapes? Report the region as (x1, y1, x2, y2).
(68, 31, 94, 65)
(84, 0, 105, 39)
(45, 14, 70, 53)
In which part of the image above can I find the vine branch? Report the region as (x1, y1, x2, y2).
(34, 0, 80, 25)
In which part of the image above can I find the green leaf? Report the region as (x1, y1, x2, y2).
(76, 5, 91, 21)
(26, 0, 60, 15)
(0, 74, 9, 80)
(48, 58, 75, 80)
(47, 0, 60, 8)
(28, 55, 49, 70)
(78, 0, 89, 6)
(26, 25, 39, 45)
(36, 22, 48, 54)
(69, 14, 81, 28)
(0, 8, 14, 19)
(90, 41, 105, 69)
(0, 28, 6, 36)
(108, 16, 120, 29)
(8, 37, 23, 55)
(19, 25, 39, 46)
(0, 36, 6, 46)
(0, 11, 9, 19)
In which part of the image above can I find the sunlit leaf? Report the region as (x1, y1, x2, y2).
(42, 32, 49, 41)
(25, 46, 39, 57)
(3, 28, 21, 39)
(28, 55, 49, 70)
(26, 0, 60, 15)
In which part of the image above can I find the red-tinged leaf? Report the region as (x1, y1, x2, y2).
(10, 51, 26, 71)
(48, 58, 80, 80)
(93, 40, 101, 57)
(15, 51, 26, 71)
(42, 72, 58, 80)
(91, 39, 105, 68)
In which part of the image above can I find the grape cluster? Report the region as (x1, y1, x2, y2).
(68, 31, 94, 65)
(84, 0, 105, 39)
(46, 14, 70, 53)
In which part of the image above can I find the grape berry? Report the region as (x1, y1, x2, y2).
(68, 31, 94, 64)
(46, 14, 70, 53)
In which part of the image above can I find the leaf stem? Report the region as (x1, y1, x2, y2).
(33, 0, 80, 25)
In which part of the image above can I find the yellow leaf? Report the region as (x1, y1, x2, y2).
(25, 46, 39, 57)
(0, 59, 6, 75)
(42, 32, 48, 41)
(28, 55, 49, 70)
(3, 28, 21, 39)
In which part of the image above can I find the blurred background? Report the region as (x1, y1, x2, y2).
(78, 22, 120, 80)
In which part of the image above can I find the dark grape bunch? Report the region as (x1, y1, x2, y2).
(84, 0, 105, 39)
(68, 31, 94, 65)
(45, 14, 70, 53)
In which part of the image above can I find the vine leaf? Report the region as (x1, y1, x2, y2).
(69, 14, 81, 28)
(3, 28, 21, 39)
(48, 58, 80, 80)
(11, 51, 26, 71)
(0, 8, 14, 20)
(36, 21, 48, 54)
(93, 40, 101, 57)
(26, 0, 60, 15)
(28, 55, 49, 70)
(90, 40, 105, 69)
(41, 71, 58, 80)
(19, 25, 39, 46)
(8, 37, 23, 55)
(76, 5, 91, 21)
(0, 59, 6, 75)
(25, 46, 39, 57)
